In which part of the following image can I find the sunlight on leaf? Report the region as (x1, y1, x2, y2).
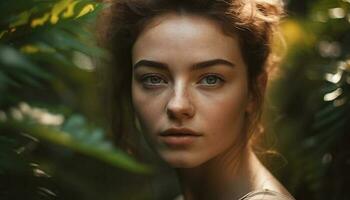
(328, 7, 345, 19)
(324, 88, 343, 101)
(325, 70, 343, 83)
(20, 45, 40, 54)
(63, 0, 80, 18)
(76, 4, 94, 18)
(31, 13, 50, 28)
(50, 0, 73, 24)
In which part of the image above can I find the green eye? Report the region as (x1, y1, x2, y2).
(141, 75, 167, 86)
(199, 74, 224, 86)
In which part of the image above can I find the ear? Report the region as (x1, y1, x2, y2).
(245, 72, 268, 113)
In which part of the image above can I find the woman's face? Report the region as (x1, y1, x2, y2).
(132, 13, 252, 168)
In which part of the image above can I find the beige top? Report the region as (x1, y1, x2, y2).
(238, 189, 296, 200)
(174, 189, 295, 200)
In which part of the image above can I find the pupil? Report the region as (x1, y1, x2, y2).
(207, 76, 216, 84)
(151, 77, 160, 83)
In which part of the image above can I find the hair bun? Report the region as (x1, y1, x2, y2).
(255, 0, 284, 22)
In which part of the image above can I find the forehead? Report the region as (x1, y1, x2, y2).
(132, 13, 244, 67)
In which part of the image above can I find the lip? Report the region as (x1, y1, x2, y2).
(160, 128, 202, 136)
(159, 128, 202, 147)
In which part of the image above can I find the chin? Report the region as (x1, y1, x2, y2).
(160, 152, 205, 168)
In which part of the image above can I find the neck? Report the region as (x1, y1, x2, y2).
(176, 147, 261, 200)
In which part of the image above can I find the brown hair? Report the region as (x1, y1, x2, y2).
(98, 0, 284, 153)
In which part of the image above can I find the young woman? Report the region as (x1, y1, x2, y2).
(99, 0, 295, 199)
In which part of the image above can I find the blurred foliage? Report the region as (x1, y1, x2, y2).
(266, 0, 350, 200)
(0, 0, 152, 200)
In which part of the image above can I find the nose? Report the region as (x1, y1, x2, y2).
(166, 84, 195, 121)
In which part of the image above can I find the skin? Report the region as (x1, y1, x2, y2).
(131, 13, 289, 200)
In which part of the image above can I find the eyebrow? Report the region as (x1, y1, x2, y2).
(133, 59, 235, 70)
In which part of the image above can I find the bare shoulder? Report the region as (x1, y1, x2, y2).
(250, 153, 295, 199)
(238, 189, 296, 200)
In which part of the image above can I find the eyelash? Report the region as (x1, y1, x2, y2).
(200, 74, 224, 87)
(141, 74, 167, 87)
(139, 73, 225, 88)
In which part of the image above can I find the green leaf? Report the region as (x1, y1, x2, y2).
(0, 71, 21, 88)
(32, 124, 152, 174)
(0, 45, 51, 80)
(3, 120, 152, 174)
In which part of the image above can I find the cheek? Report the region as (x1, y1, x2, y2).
(198, 83, 249, 144)
(201, 84, 248, 121)
(131, 83, 164, 132)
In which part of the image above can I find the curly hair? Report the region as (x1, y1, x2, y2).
(97, 0, 284, 153)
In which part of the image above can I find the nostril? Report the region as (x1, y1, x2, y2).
(167, 107, 194, 120)
(166, 94, 194, 120)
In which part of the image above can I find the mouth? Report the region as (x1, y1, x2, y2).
(159, 128, 202, 147)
